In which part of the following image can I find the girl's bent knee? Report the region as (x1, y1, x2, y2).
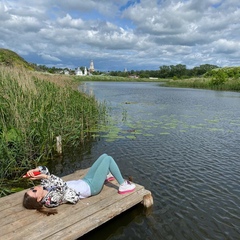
(100, 153, 108, 158)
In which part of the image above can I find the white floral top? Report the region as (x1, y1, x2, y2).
(38, 166, 80, 208)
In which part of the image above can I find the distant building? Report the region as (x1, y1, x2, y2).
(84, 66, 87, 75)
(129, 75, 139, 79)
(75, 67, 83, 76)
(64, 70, 69, 75)
(75, 66, 88, 76)
(75, 60, 95, 76)
(89, 60, 95, 73)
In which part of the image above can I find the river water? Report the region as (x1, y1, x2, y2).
(59, 82, 240, 240)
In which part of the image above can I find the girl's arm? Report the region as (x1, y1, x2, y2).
(38, 166, 50, 175)
(41, 174, 66, 188)
(23, 166, 50, 180)
(42, 175, 80, 207)
(25, 166, 68, 193)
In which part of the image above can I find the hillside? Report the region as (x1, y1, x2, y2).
(0, 48, 34, 70)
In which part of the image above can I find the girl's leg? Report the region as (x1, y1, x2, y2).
(83, 155, 125, 195)
(83, 153, 108, 178)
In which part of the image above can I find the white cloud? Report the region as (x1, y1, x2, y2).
(0, 0, 240, 70)
(39, 53, 61, 62)
(213, 39, 240, 54)
(57, 14, 85, 29)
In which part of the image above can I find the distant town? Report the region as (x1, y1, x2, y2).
(64, 60, 95, 76)
(32, 61, 221, 79)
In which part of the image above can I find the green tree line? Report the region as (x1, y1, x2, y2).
(30, 63, 240, 82)
(108, 64, 219, 79)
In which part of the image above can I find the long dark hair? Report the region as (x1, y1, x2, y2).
(23, 192, 58, 216)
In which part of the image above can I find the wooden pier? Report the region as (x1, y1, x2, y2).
(0, 169, 153, 240)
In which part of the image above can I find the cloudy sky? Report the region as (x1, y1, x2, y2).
(0, 0, 239, 71)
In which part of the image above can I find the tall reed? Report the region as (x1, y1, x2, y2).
(0, 66, 105, 196)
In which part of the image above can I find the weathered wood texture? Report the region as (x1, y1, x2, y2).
(0, 169, 152, 240)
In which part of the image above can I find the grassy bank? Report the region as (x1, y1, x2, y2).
(164, 77, 240, 91)
(164, 67, 240, 91)
(0, 66, 106, 196)
(73, 75, 167, 82)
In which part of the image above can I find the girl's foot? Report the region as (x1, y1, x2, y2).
(118, 180, 136, 194)
(105, 172, 115, 182)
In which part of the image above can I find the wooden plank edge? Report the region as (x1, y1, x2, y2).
(0, 185, 144, 238)
(2, 188, 152, 240)
(0, 183, 143, 228)
(44, 189, 152, 240)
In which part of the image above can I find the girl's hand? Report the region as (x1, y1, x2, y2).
(28, 173, 49, 180)
(23, 168, 48, 180)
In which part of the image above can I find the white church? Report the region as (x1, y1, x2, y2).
(75, 66, 87, 76)
(75, 60, 95, 76)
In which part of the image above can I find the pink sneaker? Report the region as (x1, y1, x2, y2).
(105, 173, 115, 182)
(118, 180, 136, 194)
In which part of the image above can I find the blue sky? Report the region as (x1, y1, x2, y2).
(0, 0, 240, 71)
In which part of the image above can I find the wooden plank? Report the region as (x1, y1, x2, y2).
(0, 169, 152, 240)
(0, 181, 117, 235)
(45, 189, 151, 240)
(1, 184, 145, 239)
(1, 181, 115, 227)
(0, 191, 24, 211)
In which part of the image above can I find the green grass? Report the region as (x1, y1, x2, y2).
(0, 66, 106, 196)
(164, 77, 240, 91)
(0, 48, 34, 70)
(73, 75, 167, 82)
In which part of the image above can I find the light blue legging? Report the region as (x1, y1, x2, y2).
(82, 154, 125, 195)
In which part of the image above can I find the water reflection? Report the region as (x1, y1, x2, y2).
(59, 82, 240, 240)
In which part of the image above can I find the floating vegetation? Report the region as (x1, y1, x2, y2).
(78, 83, 240, 148)
(143, 133, 155, 137)
(207, 128, 224, 132)
(191, 125, 203, 129)
(229, 122, 240, 126)
(126, 135, 137, 140)
(92, 104, 237, 143)
(206, 119, 219, 123)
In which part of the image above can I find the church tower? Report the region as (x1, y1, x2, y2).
(89, 60, 95, 73)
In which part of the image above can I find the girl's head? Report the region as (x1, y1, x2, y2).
(23, 186, 58, 215)
(23, 186, 44, 209)
(23, 192, 43, 210)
